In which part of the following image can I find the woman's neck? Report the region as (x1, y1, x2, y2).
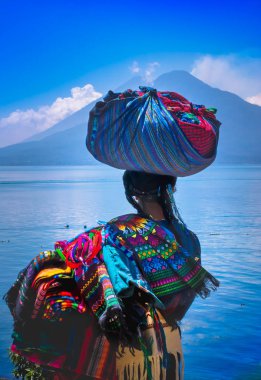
(139, 200, 166, 221)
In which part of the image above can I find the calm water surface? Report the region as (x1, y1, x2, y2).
(0, 165, 260, 379)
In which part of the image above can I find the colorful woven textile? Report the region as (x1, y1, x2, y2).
(87, 87, 221, 177)
(5, 215, 219, 332)
(10, 307, 184, 380)
(5, 214, 219, 378)
(54, 229, 123, 330)
(4, 250, 68, 323)
(10, 313, 117, 379)
(105, 215, 219, 307)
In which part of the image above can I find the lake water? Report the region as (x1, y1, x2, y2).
(0, 165, 260, 379)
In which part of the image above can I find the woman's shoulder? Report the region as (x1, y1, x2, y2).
(106, 213, 157, 232)
(107, 213, 171, 234)
(106, 213, 200, 259)
(107, 213, 145, 224)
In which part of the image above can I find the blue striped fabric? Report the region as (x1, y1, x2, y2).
(86, 87, 221, 177)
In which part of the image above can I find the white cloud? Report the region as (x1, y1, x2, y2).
(129, 61, 141, 74)
(144, 62, 160, 84)
(191, 55, 261, 105)
(246, 93, 261, 106)
(128, 61, 160, 84)
(0, 84, 102, 134)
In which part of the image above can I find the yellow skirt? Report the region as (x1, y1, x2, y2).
(116, 309, 184, 380)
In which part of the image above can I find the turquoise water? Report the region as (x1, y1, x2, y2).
(0, 165, 260, 379)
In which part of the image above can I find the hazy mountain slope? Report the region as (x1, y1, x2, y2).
(0, 71, 260, 165)
(0, 124, 94, 165)
(25, 103, 96, 143)
(25, 76, 145, 143)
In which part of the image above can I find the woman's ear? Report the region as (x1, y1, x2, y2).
(134, 196, 142, 205)
(134, 196, 144, 209)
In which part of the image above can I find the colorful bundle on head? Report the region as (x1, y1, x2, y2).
(87, 86, 221, 177)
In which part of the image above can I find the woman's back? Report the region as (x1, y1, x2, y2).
(5, 171, 219, 380)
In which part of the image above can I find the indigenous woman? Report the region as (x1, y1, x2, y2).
(5, 86, 221, 379)
(5, 170, 219, 380)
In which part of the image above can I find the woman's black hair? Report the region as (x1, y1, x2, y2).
(123, 171, 184, 224)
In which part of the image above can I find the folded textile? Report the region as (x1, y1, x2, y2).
(105, 215, 219, 302)
(87, 87, 221, 177)
(5, 214, 219, 339)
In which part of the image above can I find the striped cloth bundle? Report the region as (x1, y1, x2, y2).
(87, 87, 221, 177)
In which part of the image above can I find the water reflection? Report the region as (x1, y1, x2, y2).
(0, 165, 260, 379)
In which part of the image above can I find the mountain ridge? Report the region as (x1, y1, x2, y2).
(0, 70, 260, 165)
(24, 75, 145, 143)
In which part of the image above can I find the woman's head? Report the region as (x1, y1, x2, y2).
(123, 170, 178, 222)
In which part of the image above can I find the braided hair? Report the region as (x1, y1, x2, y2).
(123, 171, 185, 225)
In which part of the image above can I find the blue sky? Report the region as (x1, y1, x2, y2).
(0, 0, 260, 145)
